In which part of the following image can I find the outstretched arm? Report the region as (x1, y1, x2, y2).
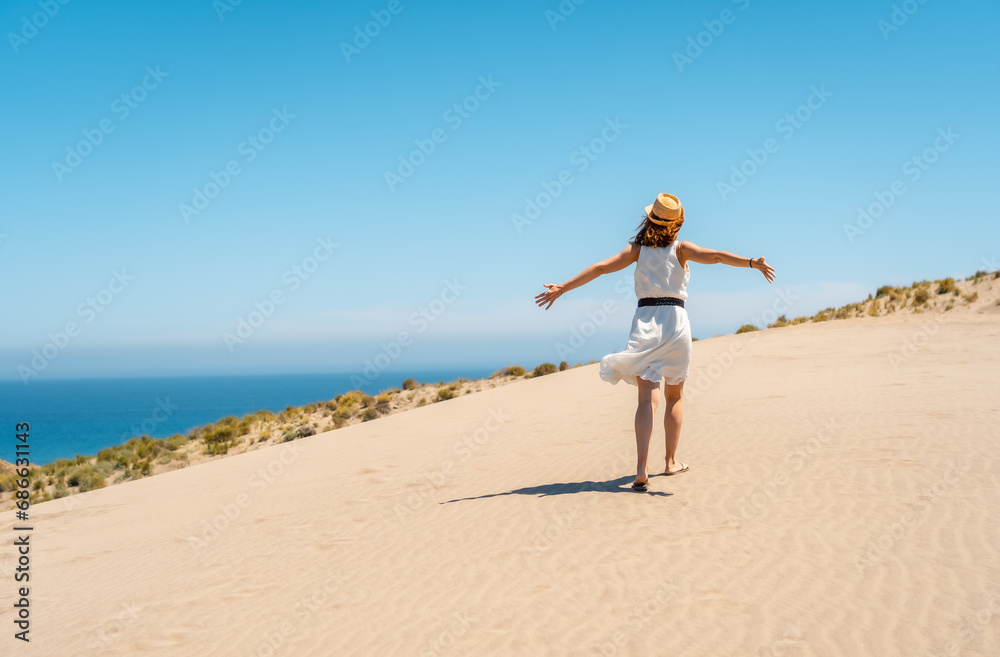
(535, 243, 639, 310)
(678, 241, 776, 283)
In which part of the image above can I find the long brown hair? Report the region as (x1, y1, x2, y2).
(631, 213, 684, 248)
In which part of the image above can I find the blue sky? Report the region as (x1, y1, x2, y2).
(1, 0, 997, 381)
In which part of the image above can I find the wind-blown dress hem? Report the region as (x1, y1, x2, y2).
(599, 240, 693, 387)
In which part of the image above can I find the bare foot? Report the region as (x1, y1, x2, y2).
(665, 460, 689, 476)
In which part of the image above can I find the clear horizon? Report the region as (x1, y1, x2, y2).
(2, 0, 998, 383)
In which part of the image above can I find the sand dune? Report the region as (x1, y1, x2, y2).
(3, 308, 999, 656)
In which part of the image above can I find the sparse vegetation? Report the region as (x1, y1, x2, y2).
(532, 362, 558, 377)
(936, 278, 956, 295)
(492, 365, 526, 378)
(6, 269, 994, 513)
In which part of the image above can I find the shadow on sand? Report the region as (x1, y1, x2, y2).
(441, 475, 673, 503)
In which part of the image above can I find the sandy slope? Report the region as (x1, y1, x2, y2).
(2, 310, 999, 656)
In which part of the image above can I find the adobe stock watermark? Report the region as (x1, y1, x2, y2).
(553, 274, 633, 360)
(340, 0, 414, 63)
(393, 406, 512, 521)
(672, 0, 752, 73)
(877, 0, 931, 41)
(855, 457, 971, 573)
(686, 337, 755, 403)
(843, 127, 960, 243)
(51, 66, 169, 183)
(887, 314, 946, 371)
(510, 117, 628, 233)
(980, 255, 999, 274)
(384, 75, 501, 192)
(758, 622, 807, 657)
(117, 398, 180, 443)
(418, 612, 476, 657)
(687, 287, 799, 402)
(246, 567, 353, 657)
(222, 236, 339, 352)
(187, 441, 304, 552)
(716, 84, 833, 201)
(749, 287, 800, 329)
(545, 0, 588, 31)
(179, 107, 295, 223)
(77, 602, 141, 656)
(726, 418, 839, 528)
(350, 277, 467, 388)
(931, 591, 1000, 657)
(7, 0, 72, 54)
(213, 0, 248, 21)
(594, 580, 678, 657)
(17, 269, 136, 384)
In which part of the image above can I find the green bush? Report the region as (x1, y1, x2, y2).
(735, 324, 759, 334)
(558, 361, 568, 371)
(437, 388, 456, 401)
(914, 289, 929, 305)
(66, 464, 107, 492)
(361, 408, 379, 421)
(768, 315, 789, 328)
(875, 285, 894, 298)
(532, 362, 559, 377)
(282, 424, 317, 442)
(504, 365, 526, 377)
(165, 434, 188, 451)
(401, 378, 418, 390)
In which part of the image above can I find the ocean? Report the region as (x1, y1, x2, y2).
(0, 368, 498, 464)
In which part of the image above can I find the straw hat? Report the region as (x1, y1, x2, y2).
(644, 193, 684, 226)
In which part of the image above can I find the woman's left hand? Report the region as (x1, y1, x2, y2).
(534, 284, 564, 310)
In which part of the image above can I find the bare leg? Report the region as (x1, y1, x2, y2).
(663, 381, 687, 474)
(634, 377, 661, 483)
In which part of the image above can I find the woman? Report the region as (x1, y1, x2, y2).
(535, 193, 776, 491)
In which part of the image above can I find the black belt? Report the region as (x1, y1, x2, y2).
(637, 296, 685, 308)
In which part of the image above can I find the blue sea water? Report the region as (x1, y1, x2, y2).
(0, 368, 497, 464)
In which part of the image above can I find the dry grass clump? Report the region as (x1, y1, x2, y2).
(491, 365, 526, 378)
(936, 278, 956, 295)
(532, 363, 558, 377)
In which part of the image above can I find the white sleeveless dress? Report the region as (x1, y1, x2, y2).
(599, 240, 692, 386)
